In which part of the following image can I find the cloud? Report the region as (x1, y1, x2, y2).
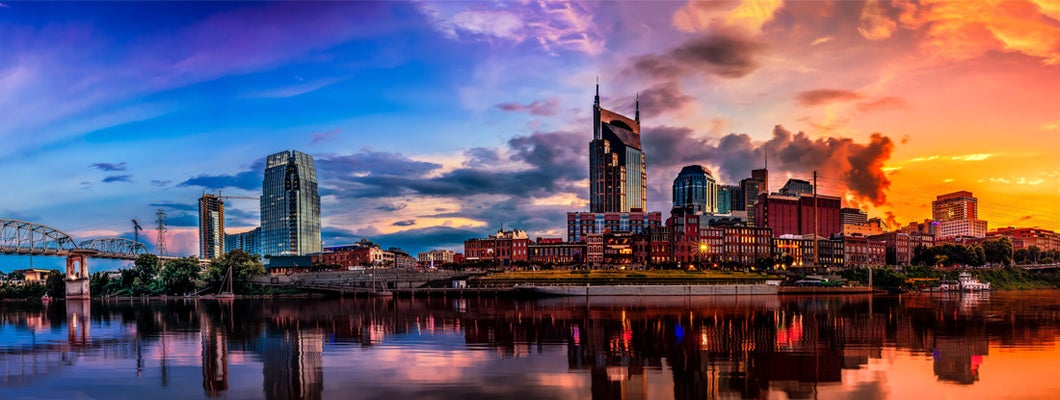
(90, 162, 128, 171)
(316, 150, 442, 180)
(164, 213, 198, 227)
(811, 36, 834, 46)
(150, 202, 197, 212)
(179, 170, 261, 190)
(1041, 122, 1060, 131)
(636, 81, 695, 116)
(392, 220, 416, 227)
(150, 179, 172, 187)
(642, 124, 895, 206)
(417, 1, 604, 55)
(376, 202, 408, 212)
(856, 96, 908, 112)
(322, 225, 484, 253)
(326, 131, 585, 200)
(463, 147, 502, 168)
(905, 1, 1060, 64)
(795, 89, 864, 106)
(248, 76, 345, 99)
(629, 31, 767, 79)
(309, 128, 342, 145)
(496, 98, 561, 116)
(102, 175, 133, 183)
(905, 153, 994, 163)
(858, 0, 898, 40)
(672, 0, 784, 35)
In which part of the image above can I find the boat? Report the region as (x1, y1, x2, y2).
(936, 272, 991, 292)
(520, 283, 780, 297)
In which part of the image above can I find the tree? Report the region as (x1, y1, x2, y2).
(159, 257, 201, 295)
(1014, 249, 1030, 264)
(206, 250, 266, 294)
(134, 254, 160, 283)
(982, 237, 1013, 266)
(90, 271, 111, 296)
(45, 270, 65, 298)
(1029, 246, 1042, 264)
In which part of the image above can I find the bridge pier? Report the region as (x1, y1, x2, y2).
(65, 250, 95, 300)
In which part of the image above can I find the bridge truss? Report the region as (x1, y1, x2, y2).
(0, 219, 148, 260)
(79, 238, 149, 259)
(0, 219, 78, 256)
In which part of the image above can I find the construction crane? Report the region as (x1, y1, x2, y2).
(132, 219, 143, 244)
(216, 190, 258, 201)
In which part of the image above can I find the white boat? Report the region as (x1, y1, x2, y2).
(521, 283, 779, 296)
(937, 272, 991, 292)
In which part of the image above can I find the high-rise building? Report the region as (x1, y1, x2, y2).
(751, 168, 769, 194)
(933, 191, 978, 221)
(672, 165, 717, 214)
(840, 207, 869, 225)
(755, 192, 842, 238)
(589, 84, 646, 213)
(198, 194, 225, 259)
(261, 150, 321, 256)
(720, 184, 744, 212)
(740, 177, 763, 225)
(780, 179, 814, 197)
(224, 227, 261, 255)
(932, 191, 987, 239)
(717, 185, 735, 214)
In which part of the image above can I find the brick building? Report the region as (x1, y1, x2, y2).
(464, 229, 530, 267)
(755, 193, 842, 238)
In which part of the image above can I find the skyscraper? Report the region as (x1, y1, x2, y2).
(672, 165, 717, 214)
(589, 84, 646, 212)
(198, 193, 225, 259)
(932, 191, 987, 239)
(261, 150, 321, 256)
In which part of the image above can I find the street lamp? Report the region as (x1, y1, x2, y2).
(698, 243, 708, 270)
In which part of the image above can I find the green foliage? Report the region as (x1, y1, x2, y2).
(134, 254, 160, 283)
(977, 267, 1054, 290)
(45, 270, 65, 298)
(982, 237, 1013, 266)
(840, 267, 905, 288)
(206, 250, 266, 294)
(911, 243, 985, 267)
(159, 257, 201, 295)
(0, 282, 46, 299)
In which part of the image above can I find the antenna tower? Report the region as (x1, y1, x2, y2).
(155, 209, 168, 256)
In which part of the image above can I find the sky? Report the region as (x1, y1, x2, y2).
(2, 0, 1059, 270)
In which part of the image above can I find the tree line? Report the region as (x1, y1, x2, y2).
(0, 250, 266, 299)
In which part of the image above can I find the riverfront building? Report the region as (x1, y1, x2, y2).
(933, 191, 988, 239)
(589, 84, 646, 213)
(260, 150, 321, 256)
(755, 192, 842, 238)
(464, 229, 530, 267)
(198, 193, 225, 259)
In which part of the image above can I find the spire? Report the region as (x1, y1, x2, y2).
(594, 76, 600, 106)
(635, 92, 640, 123)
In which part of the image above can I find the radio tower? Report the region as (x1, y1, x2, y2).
(155, 209, 167, 256)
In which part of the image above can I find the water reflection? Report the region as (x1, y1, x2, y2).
(2, 292, 1060, 399)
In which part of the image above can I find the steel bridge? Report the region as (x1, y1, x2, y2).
(0, 219, 150, 260)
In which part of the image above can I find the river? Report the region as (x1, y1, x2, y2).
(2, 292, 1060, 399)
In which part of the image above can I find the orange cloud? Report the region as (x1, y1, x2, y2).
(907, 1, 1060, 63)
(673, 0, 784, 34)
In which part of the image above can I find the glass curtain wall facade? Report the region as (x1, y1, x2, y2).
(198, 194, 225, 259)
(261, 150, 321, 256)
(672, 165, 717, 214)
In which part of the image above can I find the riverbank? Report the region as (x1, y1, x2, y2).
(474, 269, 780, 287)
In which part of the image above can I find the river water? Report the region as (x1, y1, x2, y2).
(2, 292, 1060, 399)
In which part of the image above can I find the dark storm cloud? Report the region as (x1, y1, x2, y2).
(327, 131, 585, 199)
(179, 170, 261, 190)
(316, 150, 441, 177)
(495, 98, 561, 116)
(463, 147, 502, 168)
(642, 125, 895, 206)
(795, 89, 864, 106)
(630, 31, 766, 79)
(376, 202, 408, 212)
(392, 220, 416, 227)
(102, 175, 132, 183)
(90, 162, 127, 171)
(637, 81, 694, 116)
(165, 212, 198, 227)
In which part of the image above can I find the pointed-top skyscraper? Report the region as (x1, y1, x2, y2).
(589, 83, 646, 212)
(260, 150, 321, 256)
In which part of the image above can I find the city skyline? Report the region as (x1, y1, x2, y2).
(2, 1, 1060, 262)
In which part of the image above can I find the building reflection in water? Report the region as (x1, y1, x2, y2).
(4, 292, 1060, 398)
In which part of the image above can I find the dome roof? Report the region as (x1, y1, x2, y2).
(678, 165, 712, 177)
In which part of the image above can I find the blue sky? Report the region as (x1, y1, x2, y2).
(3, 1, 1060, 271)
